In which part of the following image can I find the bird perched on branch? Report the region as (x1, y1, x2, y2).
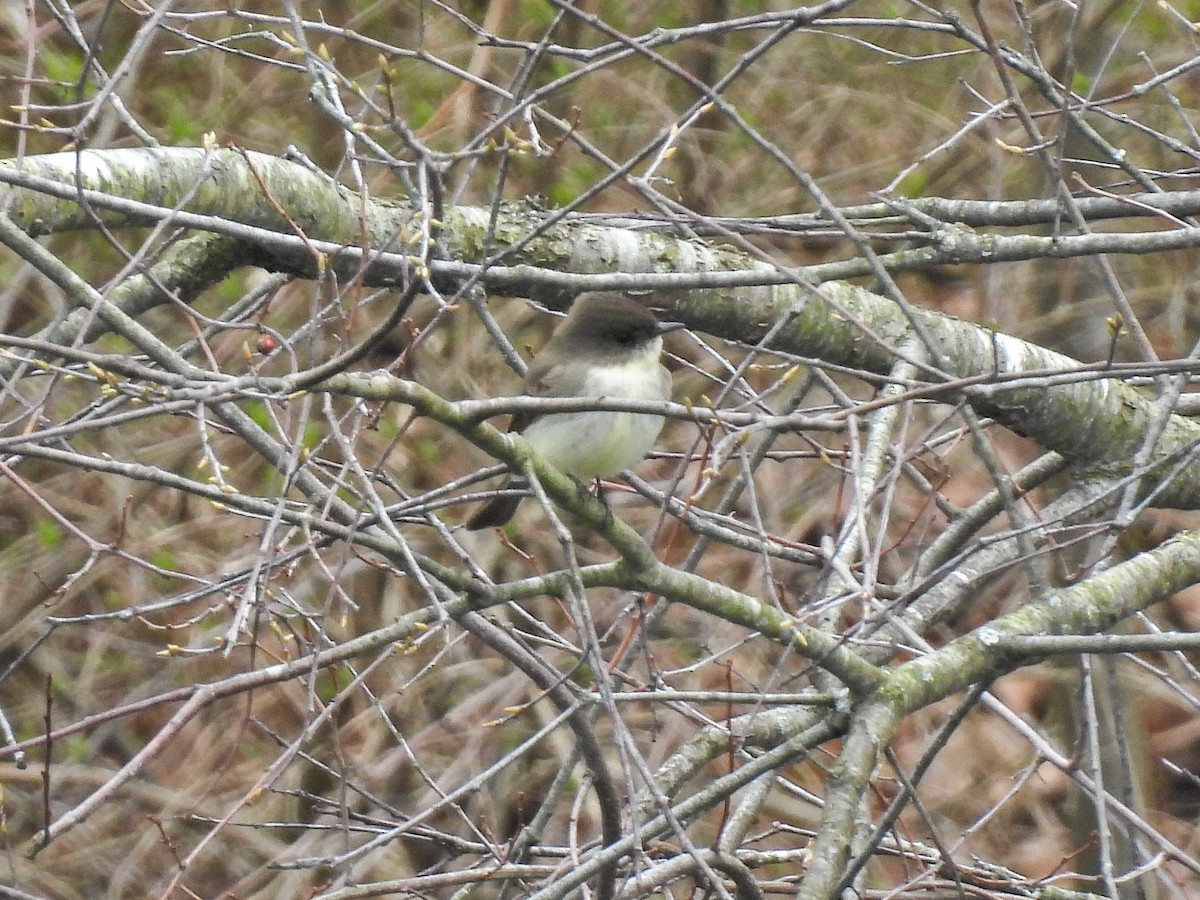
(466, 292, 683, 530)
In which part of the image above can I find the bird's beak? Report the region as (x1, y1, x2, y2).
(656, 321, 688, 336)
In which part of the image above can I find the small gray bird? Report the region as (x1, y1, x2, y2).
(466, 293, 682, 529)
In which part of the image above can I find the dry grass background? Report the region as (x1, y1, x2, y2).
(1, 1, 1200, 897)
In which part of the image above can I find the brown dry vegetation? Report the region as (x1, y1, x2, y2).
(2, 1, 1200, 898)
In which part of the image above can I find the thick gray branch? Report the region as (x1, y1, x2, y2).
(2, 148, 1199, 508)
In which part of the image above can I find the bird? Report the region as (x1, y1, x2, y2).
(466, 292, 682, 529)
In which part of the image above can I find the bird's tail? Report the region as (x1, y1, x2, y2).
(465, 479, 526, 530)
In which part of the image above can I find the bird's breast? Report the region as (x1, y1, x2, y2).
(522, 357, 670, 480)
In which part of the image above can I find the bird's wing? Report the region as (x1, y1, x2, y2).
(508, 356, 592, 434)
